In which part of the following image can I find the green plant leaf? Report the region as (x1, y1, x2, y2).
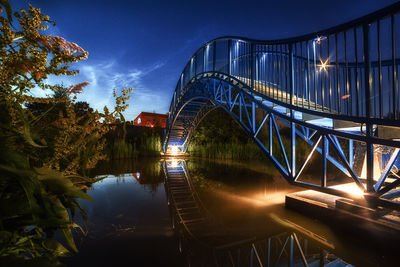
(22, 123, 46, 148)
(34, 167, 93, 201)
(42, 239, 70, 257)
(60, 227, 77, 253)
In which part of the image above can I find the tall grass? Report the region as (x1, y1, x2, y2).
(105, 124, 162, 159)
(187, 109, 308, 163)
(108, 139, 136, 159)
(188, 140, 265, 160)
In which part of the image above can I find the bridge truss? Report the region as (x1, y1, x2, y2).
(163, 3, 400, 209)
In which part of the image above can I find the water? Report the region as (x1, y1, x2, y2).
(62, 158, 398, 267)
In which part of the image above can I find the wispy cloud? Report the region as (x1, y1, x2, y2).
(30, 59, 170, 120)
(77, 60, 169, 119)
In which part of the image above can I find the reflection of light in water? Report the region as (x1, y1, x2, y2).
(217, 190, 288, 207)
(131, 172, 141, 183)
(169, 159, 179, 168)
(330, 183, 364, 197)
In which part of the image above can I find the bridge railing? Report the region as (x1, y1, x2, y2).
(169, 2, 400, 125)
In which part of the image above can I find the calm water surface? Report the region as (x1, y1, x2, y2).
(62, 158, 398, 267)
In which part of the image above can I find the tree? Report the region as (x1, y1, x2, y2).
(0, 1, 132, 264)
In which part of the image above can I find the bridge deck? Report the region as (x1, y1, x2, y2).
(238, 76, 334, 114)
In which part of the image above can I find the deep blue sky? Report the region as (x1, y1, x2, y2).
(14, 0, 398, 119)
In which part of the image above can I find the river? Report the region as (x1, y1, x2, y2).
(62, 157, 398, 267)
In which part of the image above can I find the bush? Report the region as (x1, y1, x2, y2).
(0, 2, 132, 264)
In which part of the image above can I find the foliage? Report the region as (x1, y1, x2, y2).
(0, 1, 132, 264)
(187, 109, 266, 160)
(187, 108, 309, 164)
(106, 124, 162, 159)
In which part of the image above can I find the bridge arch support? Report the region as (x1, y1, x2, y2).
(163, 3, 400, 209)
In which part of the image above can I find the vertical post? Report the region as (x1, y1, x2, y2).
(363, 23, 374, 192)
(289, 43, 296, 179)
(213, 41, 216, 72)
(307, 40, 311, 108)
(378, 20, 383, 118)
(252, 102, 256, 134)
(228, 85, 232, 109)
(345, 32, 349, 114)
(213, 80, 216, 98)
(180, 74, 184, 89)
(251, 43, 255, 89)
(320, 37, 324, 109)
(335, 33, 340, 113)
(194, 55, 197, 76)
(269, 116, 273, 155)
(190, 58, 194, 79)
(239, 95, 242, 122)
(228, 39, 232, 76)
(328, 36, 332, 111)
(392, 15, 397, 119)
(354, 28, 360, 117)
(322, 135, 328, 187)
(204, 46, 207, 72)
(313, 40, 318, 110)
(349, 139, 354, 168)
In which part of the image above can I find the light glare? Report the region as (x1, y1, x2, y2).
(330, 183, 364, 197)
(170, 159, 179, 168)
(318, 58, 331, 72)
(170, 145, 180, 156)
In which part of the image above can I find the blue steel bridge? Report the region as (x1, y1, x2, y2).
(162, 3, 400, 210)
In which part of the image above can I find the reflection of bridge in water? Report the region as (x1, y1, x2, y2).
(163, 160, 353, 267)
(163, 3, 400, 210)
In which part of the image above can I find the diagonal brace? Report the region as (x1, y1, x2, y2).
(327, 135, 365, 192)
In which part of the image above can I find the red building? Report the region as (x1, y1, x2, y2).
(133, 112, 168, 128)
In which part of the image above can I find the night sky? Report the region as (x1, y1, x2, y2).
(14, 0, 399, 120)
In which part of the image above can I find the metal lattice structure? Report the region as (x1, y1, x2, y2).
(163, 3, 400, 209)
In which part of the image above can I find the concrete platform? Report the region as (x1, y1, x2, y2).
(285, 190, 400, 237)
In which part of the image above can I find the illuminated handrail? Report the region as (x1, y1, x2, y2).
(168, 2, 400, 123)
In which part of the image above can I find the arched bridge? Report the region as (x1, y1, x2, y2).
(163, 3, 400, 209)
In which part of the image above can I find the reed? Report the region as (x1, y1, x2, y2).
(187, 109, 309, 163)
(105, 124, 162, 159)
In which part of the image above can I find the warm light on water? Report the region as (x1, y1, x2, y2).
(169, 159, 179, 168)
(64, 158, 399, 266)
(216, 189, 289, 207)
